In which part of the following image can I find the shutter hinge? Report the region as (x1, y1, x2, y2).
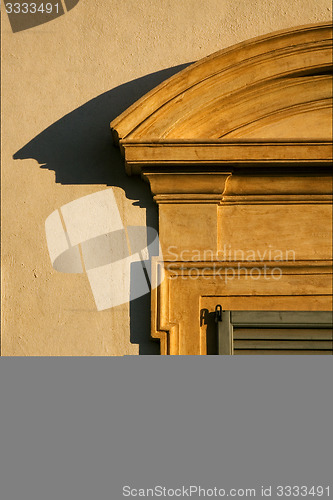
(215, 304, 222, 323)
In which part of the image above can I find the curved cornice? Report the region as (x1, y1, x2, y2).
(111, 22, 332, 144)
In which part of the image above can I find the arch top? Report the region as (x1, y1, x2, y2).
(111, 22, 332, 145)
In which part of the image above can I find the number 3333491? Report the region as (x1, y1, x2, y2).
(5, 3, 60, 14)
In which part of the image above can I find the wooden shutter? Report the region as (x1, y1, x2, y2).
(217, 311, 333, 355)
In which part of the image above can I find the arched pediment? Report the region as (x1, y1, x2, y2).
(111, 23, 332, 143)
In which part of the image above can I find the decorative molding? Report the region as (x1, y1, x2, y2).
(110, 22, 333, 354)
(220, 194, 333, 205)
(151, 259, 333, 355)
(142, 171, 230, 204)
(121, 140, 332, 175)
(164, 260, 333, 274)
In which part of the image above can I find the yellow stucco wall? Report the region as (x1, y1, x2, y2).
(1, 0, 332, 355)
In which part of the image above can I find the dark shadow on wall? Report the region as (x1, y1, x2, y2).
(13, 63, 191, 355)
(130, 294, 159, 355)
(201, 309, 217, 355)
